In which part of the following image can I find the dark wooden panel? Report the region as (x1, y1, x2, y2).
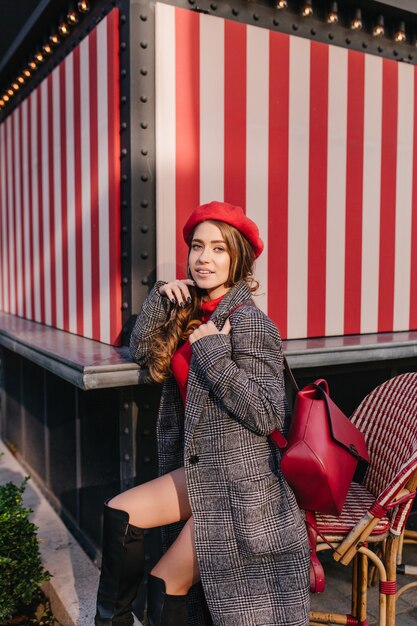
(78, 387, 120, 547)
(46, 372, 77, 520)
(22, 358, 45, 481)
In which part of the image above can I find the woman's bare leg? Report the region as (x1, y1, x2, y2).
(151, 517, 200, 595)
(108, 467, 191, 528)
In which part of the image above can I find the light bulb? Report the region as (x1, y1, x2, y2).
(351, 9, 362, 31)
(327, 2, 338, 24)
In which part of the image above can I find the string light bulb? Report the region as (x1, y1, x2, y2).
(59, 21, 70, 37)
(50, 33, 60, 46)
(302, 0, 313, 18)
(43, 42, 53, 55)
(0, 99, 4, 107)
(395, 21, 406, 43)
(3, 94, 9, 102)
(29, 60, 37, 70)
(327, 1, 338, 24)
(24, 69, 31, 78)
(67, 9, 79, 25)
(276, 0, 288, 9)
(351, 8, 362, 31)
(12, 82, 19, 90)
(7, 88, 13, 96)
(17, 76, 25, 84)
(373, 15, 384, 37)
(77, 0, 90, 12)
(35, 51, 44, 63)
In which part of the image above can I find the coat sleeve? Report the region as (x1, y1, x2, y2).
(190, 308, 286, 436)
(129, 281, 171, 366)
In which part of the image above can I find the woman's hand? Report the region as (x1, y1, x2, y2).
(159, 279, 195, 307)
(189, 319, 231, 344)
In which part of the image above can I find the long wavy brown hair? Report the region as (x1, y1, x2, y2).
(147, 220, 259, 383)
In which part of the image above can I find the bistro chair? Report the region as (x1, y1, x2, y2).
(308, 372, 417, 626)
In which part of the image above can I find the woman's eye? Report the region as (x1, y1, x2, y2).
(214, 247, 226, 253)
(191, 244, 202, 250)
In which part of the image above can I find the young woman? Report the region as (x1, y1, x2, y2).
(95, 201, 310, 626)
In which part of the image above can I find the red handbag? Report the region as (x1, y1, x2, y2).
(270, 361, 370, 517)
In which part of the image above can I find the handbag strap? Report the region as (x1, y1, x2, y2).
(283, 355, 300, 393)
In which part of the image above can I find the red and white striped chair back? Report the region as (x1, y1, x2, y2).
(350, 373, 417, 499)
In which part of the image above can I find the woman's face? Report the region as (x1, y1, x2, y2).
(188, 221, 231, 300)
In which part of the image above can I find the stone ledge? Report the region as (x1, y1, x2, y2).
(0, 312, 416, 391)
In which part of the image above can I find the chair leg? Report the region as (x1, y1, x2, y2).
(384, 535, 400, 626)
(357, 550, 368, 625)
(352, 554, 359, 617)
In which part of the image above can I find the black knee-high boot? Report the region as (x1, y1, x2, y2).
(95, 503, 144, 626)
(146, 574, 188, 626)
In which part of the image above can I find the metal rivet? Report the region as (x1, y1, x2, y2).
(121, 122, 127, 130)
(345, 37, 351, 44)
(121, 69, 127, 77)
(122, 277, 128, 284)
(140, 68, 148, 76)
(393, 49, 398, 57)
(121, 14, 127, 22)
(122, 225, 128, 233)
(141, 225, 149, 234)
(140, 14, 148, 21)
(189, 0, 195, 4)
(141, 174, 148, 182)
(121, 96, 127, 104)
(141, 251, 149, 259)
(292, 24, 298, 31)
(121, 148, 128, 157)
(123, 402, 129, 410)
(120, 42, 127, 50)
(409, 54, 413, 60)
(143, 429, 150, 436)
(378, 46, 383, 53)
(142, 277, 149, 285)
(122, 200, 128, 208)
(140, 41, 147, 49)
(210, 3, 217, 9)
(273, 19, 279, 26)
(141, 149, 148, 156)
(362, 42, 368, 49)
(253, 13, 259, 21)
(124, 453, 130, 461)
(311, 28, 316, 35)
(328, 33, 334, 40)
(122, 302, 129, 310)
(141, 200, 149, 208)
(124, 427, 129, 434)
(144, 456, 151, 463)
(140, 95, 148, 103)
(122, 251, 128, 258)
(122, 174, 128, 182)
(232, 8, 239, 16)
(141, 122, 148, 129)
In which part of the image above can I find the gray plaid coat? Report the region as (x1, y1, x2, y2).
(130, 281, 310, 626)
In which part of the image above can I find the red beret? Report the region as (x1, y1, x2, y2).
(183, 201, 264, 259)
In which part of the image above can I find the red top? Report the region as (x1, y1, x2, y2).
(171, 295, 224, 405)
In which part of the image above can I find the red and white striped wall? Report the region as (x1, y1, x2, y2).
(155, 3, 417, 341)
(0, 9, 122, 345)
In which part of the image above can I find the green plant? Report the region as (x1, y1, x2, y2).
(0, 477, 51, 622)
